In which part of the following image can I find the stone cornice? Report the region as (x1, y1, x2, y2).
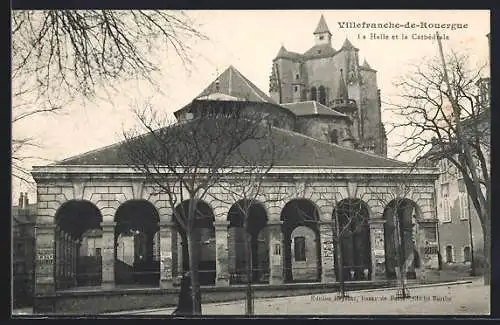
(31, 165, 439, 182)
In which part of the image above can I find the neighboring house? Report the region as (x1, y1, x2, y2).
(422, 35, 490, 267)
(12, 193, 37, 308)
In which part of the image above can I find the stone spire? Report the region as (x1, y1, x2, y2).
(275, 45, 288, 59)
(362, 59, 371, 69)
(314, 14, 331, 35)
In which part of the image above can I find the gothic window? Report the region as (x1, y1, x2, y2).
(463, 246, 471, 263)
(330, 129, 338, 144)
(445, 245, 454, 263)
(294, 236, 306, 261)
(296, 74, 300, 80)
(310, 87, 317, 101)
(294, 86, 298, 93)
(318, 86, 326, 105)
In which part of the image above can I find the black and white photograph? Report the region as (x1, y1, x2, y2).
(11, 9, 491, 317)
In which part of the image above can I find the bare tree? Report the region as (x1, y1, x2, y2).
(206, 133, 288, 315)
(122, 100, 278, 315)
(331, 182, 372, 298)
(12, 10, 206, 185)
(368, 172, 419, 299)
(387, 44, 491, 285)
(295, 177, 372, 298)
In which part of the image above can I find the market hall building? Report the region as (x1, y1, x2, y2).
(30, 16, 440, 314)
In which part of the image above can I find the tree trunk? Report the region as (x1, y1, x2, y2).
(187, 232, 202, 315)
(482, 212, 491, 285)
(245, 233, 254, 315)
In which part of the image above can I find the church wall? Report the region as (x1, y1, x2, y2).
(359, 69, 384, 155)
(275, 58, 299, 103)
(295, 116, 350, 144)
(304, 57, 340, 103)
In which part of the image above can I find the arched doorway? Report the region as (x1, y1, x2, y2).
(172, 200, 216, 286)
(280, 199, 321, 283)
(227, 200, 270, 284)
(333, 199, 372, 281)
(114, 200, 160, 287)
(383, 198, 421, 280)
(54, 200, 103, 289)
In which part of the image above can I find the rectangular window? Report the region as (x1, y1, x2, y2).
(441, 184, 451, 223)
(274, 243, 281, 256)
(459, 193, 469, 220)
(95, 248, 102, 257)
(458, 178, 466, 193)
(294, 237, 306, 262)
(441, 159, 448, 183)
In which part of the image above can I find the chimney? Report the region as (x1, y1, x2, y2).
(18, 193, 24, 208)
(23, 192, 29, 209)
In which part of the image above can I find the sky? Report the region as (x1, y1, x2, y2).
(11, 9, 490, 202)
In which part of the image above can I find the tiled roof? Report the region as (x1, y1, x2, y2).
(56, 118, 406, 168)
(274, 46, 304, 62)
(314, 15, 331, 35)
(195, 65, 277, 104)
(341, 38, 358, 51)
(360, 59, 377, 72)
(196, 92, 246, 101)
(281, 101, 349, 118)
(303, 44, 337, 59)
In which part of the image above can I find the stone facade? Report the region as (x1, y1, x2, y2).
(31, 165, 439, 300)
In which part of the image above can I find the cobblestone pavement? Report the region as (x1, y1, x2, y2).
(128, 279, 489, 316)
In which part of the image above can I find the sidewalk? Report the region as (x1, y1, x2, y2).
(104, 278, 489, 316)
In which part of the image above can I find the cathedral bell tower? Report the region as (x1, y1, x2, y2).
(313, 15, 332, 46)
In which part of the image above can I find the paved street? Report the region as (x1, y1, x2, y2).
(114, 279, 489, 316)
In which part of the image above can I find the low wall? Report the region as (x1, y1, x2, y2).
(34, 281, 395, 314)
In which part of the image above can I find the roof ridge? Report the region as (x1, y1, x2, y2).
(272, 126, 406, 165)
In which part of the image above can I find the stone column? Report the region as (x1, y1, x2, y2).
(268, 222, 284, 285)
(65, 233, 71, 288)
(68, 236, 74, 288)
(100, 222, 116, 289)
(34, 223, 56, 295)
(73, 239, 79, 286)
(159, 222, 174, 288)
(60, 230, 67, 289)
(55, 227, 62, 290)
(319, 222, 336, 283)
(215, 221, 229, 287)
(369, 218, 386, 280)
